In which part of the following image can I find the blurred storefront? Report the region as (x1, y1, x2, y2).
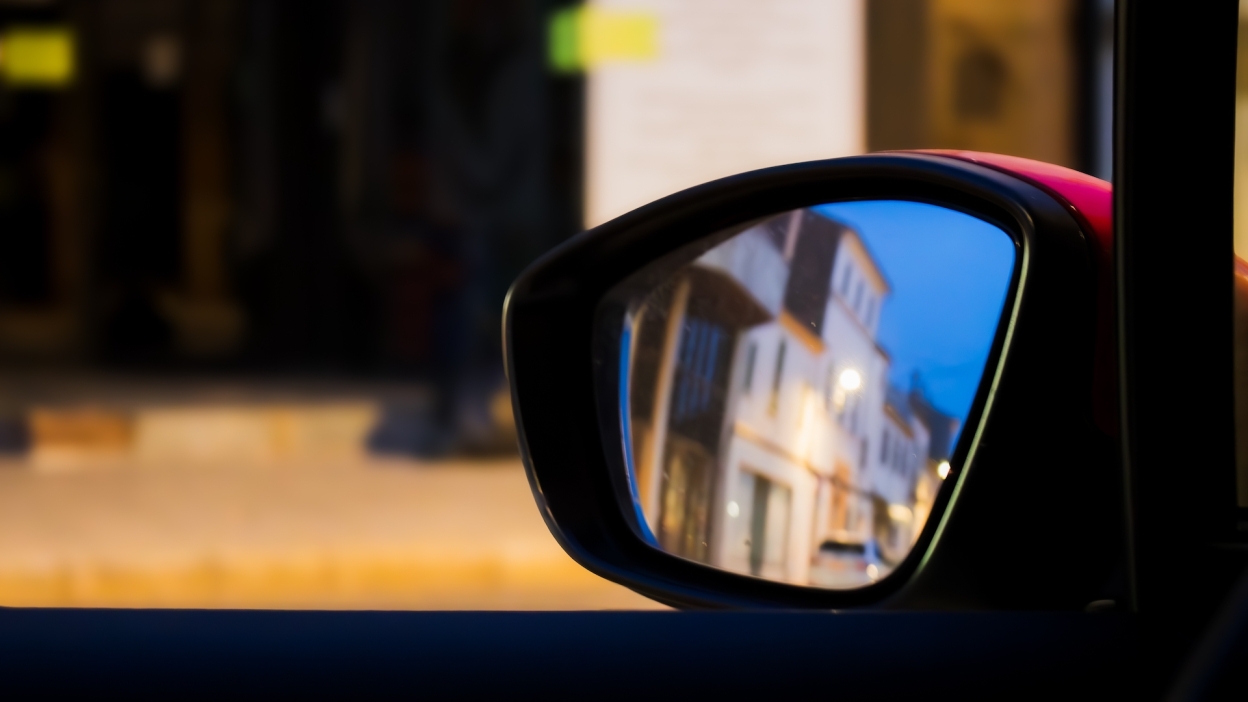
(0, 0, 581, 455)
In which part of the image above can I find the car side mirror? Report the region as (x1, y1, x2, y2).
(505, 152, 1119, 610)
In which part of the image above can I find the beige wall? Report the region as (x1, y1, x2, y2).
(870, 0, 1079, 168)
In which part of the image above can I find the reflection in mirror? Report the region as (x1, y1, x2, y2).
(617, 201, 1015, 589)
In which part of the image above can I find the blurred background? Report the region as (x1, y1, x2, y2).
(0, 0, 1112, 609)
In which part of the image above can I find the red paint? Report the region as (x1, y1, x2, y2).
(912, 150, 1118, 437)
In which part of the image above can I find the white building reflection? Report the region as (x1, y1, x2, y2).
(628, 207, 959, 588)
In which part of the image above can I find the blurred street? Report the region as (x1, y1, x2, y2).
(0, 455, 662, 610)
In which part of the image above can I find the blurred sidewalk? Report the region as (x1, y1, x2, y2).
(0, 373, 661, 609)
(0, 456, 663, 610)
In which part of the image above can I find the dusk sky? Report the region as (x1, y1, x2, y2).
(814, 201, 1016, 425)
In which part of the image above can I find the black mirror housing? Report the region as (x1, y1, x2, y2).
(505, 153, 1119, 610)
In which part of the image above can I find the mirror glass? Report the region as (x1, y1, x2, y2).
(615, 200, 1015, 589)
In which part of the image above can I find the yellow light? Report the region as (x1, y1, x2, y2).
(838, 369, 862, 391)
(0, 27, 75, 88)
(887, 504, 913, 524)
(866, 564, 879, 581)
(726, 500, 740, 518)
(582, 8, 659, 65)
(937, 460, 951, 479)
(548, 7, 659, 73)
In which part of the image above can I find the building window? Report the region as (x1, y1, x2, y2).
(845, 394, 860, 434)
(672, 318, 724, 421)
(864, 295, 875, 326)
(881, 428, 890, 462)
(768, 340, 786, 415)
(853, 280, 864, 315)
(743, 341, 757, 393)
(745, 473, 790, 577)
(824, 365, 834, 408)
(840, 263, 853, 297)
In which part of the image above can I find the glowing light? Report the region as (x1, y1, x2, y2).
(831, 387, 847, 411)
(937, 461, 951, 479)
(837, 369, 862, 391)
(887, 504, 913, 524)
(866, 564, 879, 580)
(726, 501, 740, 518)
(0, 27, 74, 87)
